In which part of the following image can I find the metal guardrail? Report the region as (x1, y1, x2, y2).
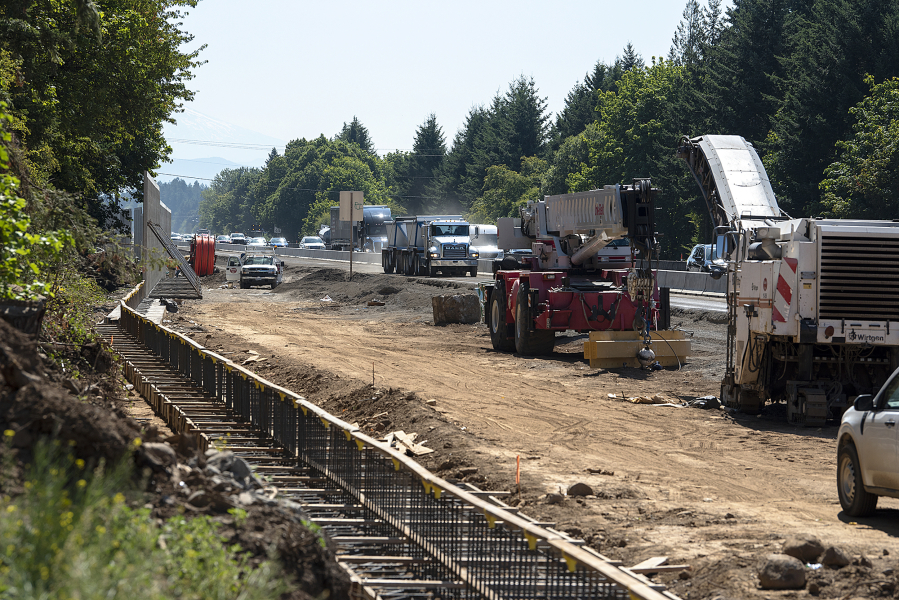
(146, 221, 202, 296)
(116, 298, 678, 600)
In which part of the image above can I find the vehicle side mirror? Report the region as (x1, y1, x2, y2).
(715, 230, 736, 260)
(710, 268, 724, 280)
(854, 394, 874, 412)
(280, 261, 285, 266)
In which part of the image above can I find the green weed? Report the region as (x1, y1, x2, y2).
(0, 440, 287, 600)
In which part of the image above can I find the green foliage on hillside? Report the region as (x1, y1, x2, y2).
(821, 76, 899, 219)
(0, 440, 286, 600)
(0, 0, 204, 225)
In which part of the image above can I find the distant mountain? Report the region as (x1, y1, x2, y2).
(162, 107, 286, 174)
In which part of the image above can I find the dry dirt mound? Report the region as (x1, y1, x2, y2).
(0, 318, 139, 466)
(274, 266, 474, 313)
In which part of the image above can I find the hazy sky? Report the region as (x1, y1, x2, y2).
(169, 0, 729, 165)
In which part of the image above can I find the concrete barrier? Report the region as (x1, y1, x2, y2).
(214, 243, 724, 293)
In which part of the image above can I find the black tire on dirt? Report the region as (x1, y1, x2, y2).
(404, 253, 415, 276)
(838, 443, 878, 517)
(469, 266, 478, 277)
(489, 283, 515, 351)
(270, 281, 278, 289)
(429, 265, 437, 277)
(383, 251, 394, 274)
(514, 282, 554, 355)
(240, 280, 248, 289)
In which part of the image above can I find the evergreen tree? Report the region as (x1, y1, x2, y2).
(617, 43, 645, 72)
(431, 106, 489, 212)
(703, 0, 797, 148)
(505, 76, 550, 163)
(401, 114, 446, 213)
(765, 0, 899, 215)
(334, 116, 375, 154)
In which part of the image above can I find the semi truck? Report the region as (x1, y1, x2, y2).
(678, 135, 899, 425)
(328, 205, 393, 252)
(482, 181, 663, 356)
(382, 216, 479, 277)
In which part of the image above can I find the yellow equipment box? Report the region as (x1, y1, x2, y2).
(583, 330, 692, 369)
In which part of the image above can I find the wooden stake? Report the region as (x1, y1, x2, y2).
(516, 455, 521, 499)
(372, 362, 375, 388)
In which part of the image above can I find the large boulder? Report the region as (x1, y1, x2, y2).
(821, 546, 851, 568)
(432, 294, 480, 325)
(759, 553, 807, 590)
(782, 534, 825, 562)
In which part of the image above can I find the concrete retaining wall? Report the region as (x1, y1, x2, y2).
(142, 173, 171, 293)
(656, 270, 727, 294)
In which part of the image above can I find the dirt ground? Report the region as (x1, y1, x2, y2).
(174, 264, 899, 599)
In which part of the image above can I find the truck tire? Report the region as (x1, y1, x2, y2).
(489, 283, 515, 351)
(383, 251, 394, 274)
(514, 283, 554, 355)
(469, 266, 478, 277)
(429, 265, 437, 277)
(404, 253, 415, 276)
(240, 280, 248, 289)
(838, 443, 878, 517)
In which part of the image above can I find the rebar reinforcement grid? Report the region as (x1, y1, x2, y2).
(107, 299, 679, 600)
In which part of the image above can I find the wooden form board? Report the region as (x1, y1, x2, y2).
(583, 330, 692, 369)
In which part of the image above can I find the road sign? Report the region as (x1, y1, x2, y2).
(273, 227, 281, 234)
(339, 191, 364, 222)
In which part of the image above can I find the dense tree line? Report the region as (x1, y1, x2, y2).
(159, 178, 206, 233)
(1, 0, 202, 302)
(1, 0, 203, 227)
(200, 0, 899, 256)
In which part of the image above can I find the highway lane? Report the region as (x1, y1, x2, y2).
(218, 251, 728, 313)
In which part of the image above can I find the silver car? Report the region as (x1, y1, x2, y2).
(299, 236, 326, 250)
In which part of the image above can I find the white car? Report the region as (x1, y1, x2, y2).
(299, 236, 326, 250)
(837, 368, 899, 516)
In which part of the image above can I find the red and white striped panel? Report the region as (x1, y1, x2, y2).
(772, 257, 798, 323)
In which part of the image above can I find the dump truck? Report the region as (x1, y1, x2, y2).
(482, 181, 678, 359)
(678, 134, 899, 425)
(328, 205, 393, 252)
(382, 216, 479, 277)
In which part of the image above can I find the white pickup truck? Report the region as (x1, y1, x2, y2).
(231, 247, 283, 289)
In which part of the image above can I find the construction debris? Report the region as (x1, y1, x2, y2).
(382, 430, 434, 456)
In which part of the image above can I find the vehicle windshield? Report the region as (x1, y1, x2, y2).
(270, 237, 286, 243)
(475, 233, 498, 246)
(432, 224, 469, 237)
(244, 256, 273, 265)
(302, 237, 323, 244)
(248, 238, 266, 244)
(231, 233, 244, 237)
